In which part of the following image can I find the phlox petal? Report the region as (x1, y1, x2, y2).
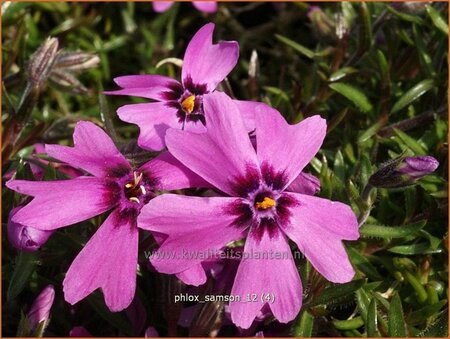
(63, 210, 138, 312)
(230, 228, 302, 329)
(255, 105, 326, 189)
(182, 23, 239, 92)
(45, 121, 130, 177)
(280, 193, 358, 283)
(7, 177, 112, 231)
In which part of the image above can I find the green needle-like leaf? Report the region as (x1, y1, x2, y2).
(310, 279, 365, 306)
(329, 82, 373, 113)
(367, 298, 380, 337)
(389, 294, 407, 337)
(393, 128, 428, 155)
(329, 67, 358, 82)
(359, 220, 427, 238)
(391, 79, 435, 114)
(294, 310, 314, 337)
(7, 252, 38, 302)
(425, 5, 448, 36)
(348, 247, 383, 280)
(275, 34, 315, 59)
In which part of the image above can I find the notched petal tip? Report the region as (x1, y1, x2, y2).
(63, 211, 138, 312)
(182, 23, 239, 92)
(194, 22, 216, 38)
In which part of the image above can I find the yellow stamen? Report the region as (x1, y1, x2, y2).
(181, 95, 195, 114)
(126, 172, 143, 190)
(255, 197, 276, 210)
(129, 197, 140, 203)
(140, 185, 147, 195)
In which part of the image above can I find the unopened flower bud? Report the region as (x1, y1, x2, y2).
(398, 156, 439, 178)
(369, 156, 439, 188)
(27, 38, 99, 94)
(28, 285, 55, 330)
(53, 51, 100, 72)
(8, 207, 53, 251)
(48, 51, 100, 94)
(70, 326, 92, 337)
(145, 326, 159, 337)
(28, 37, 59, 86)
(49, 69, 88, 94)
(307, 6, 336, 40)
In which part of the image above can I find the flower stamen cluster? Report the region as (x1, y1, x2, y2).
(181, 95, 196, 114)
(255, 196, 276, 210)
(124, 171, 146, 204)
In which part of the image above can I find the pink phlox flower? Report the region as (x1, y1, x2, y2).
(145, 111, 322, 287)
(7, 121, 206, 311)
(105, 23, 256, 151)
(138, 92, 359, 328)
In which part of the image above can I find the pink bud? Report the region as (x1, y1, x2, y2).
(8, 207, 53, 252)
(307, 6, 322, 19)
(70, 326, 92, 337)
(370, 155, 439, 188)
(28, 285, 55, 329)
(398, 156, 439, 179)
(145, 326, 159, 337)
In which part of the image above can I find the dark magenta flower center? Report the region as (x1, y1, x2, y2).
(105, 166, 156, 220)
(161, 77, 208, 126)
(226, 162, 298, 240)
(178, 91, 205, 125)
